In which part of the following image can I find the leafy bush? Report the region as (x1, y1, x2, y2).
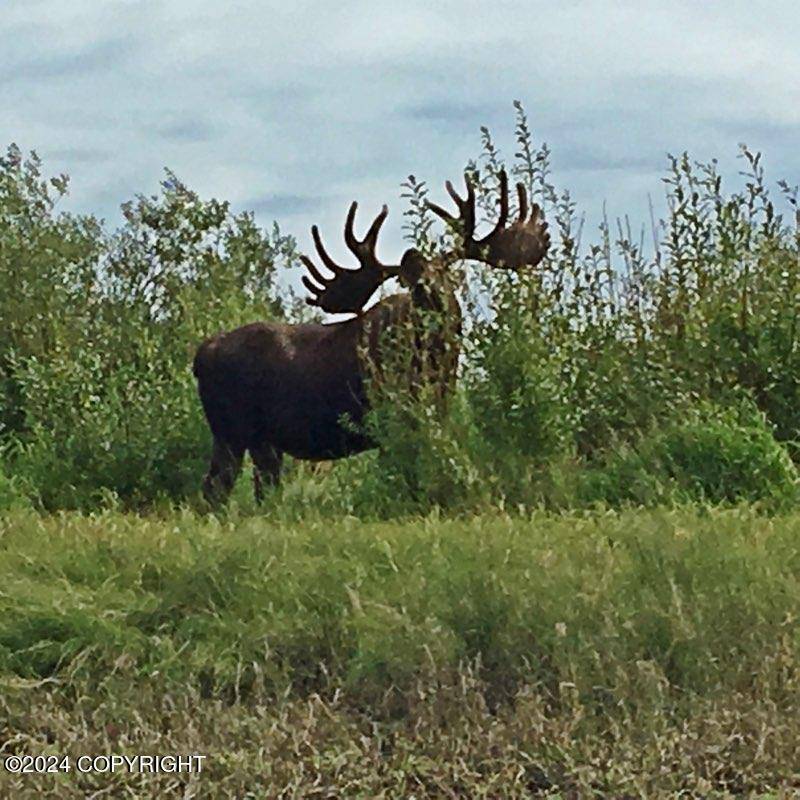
(0, 148, 297, 508)
(457, 105, 800, 461)
(578, 400, 799, 508)
(0, 463, 31, 511)
(355, 390, 486, 516)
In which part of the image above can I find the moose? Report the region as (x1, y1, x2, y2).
(193, 170, 550, 503)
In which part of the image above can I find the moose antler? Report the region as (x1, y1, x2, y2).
(428, 170, 550, 269)
(301, 203, 398, 314)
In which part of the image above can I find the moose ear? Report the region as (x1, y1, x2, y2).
(399, 248, 426, 287)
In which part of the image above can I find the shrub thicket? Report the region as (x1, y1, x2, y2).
(362, 103, 800, 514)
(1, 102, 799, 513)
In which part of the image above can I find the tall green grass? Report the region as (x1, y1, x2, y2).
(1, 506, 798, 703)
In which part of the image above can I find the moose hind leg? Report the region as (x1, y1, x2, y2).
(250, 443, 283, 503)
(202, 438, 244, 505)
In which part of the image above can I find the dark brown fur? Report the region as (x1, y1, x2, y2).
(194, 275, 459, 502)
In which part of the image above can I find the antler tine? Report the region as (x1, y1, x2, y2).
(485, 170, 510, 239)
(427, 198, 454, 223)
(300, 254, 328, 289)
(428, 173, 476, 243)
(445, 180, 462, 208)
(301, 271, 325, 304)
(343, 201, 361, 254)
(516, 181, 528, 223)
(311, 224, 345, 275)
(344, 202, 389, 267)
(364, 204, 389, 248)
(430, 168, 550, 271)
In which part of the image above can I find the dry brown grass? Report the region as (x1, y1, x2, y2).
(2, 655, 799, 798)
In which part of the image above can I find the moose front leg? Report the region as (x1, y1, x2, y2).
(202, 438, 244, 505)
(250, 443, 283, 503)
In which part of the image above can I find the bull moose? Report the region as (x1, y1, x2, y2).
(193, 170, 550, 503)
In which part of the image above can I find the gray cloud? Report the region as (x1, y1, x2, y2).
(44, 146, 110, 164)
(155, 120, 216, 143)
(707, 117, 800, 147)
(405, 101, 506, 130)
(2, 35, 138, 84)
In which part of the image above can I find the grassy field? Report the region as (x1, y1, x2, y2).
(0, 506, 799, 797)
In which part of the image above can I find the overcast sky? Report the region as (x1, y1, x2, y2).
(4, 0, 800, 272)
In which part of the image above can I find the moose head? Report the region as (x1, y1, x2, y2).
(194, 170, 550, 503)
